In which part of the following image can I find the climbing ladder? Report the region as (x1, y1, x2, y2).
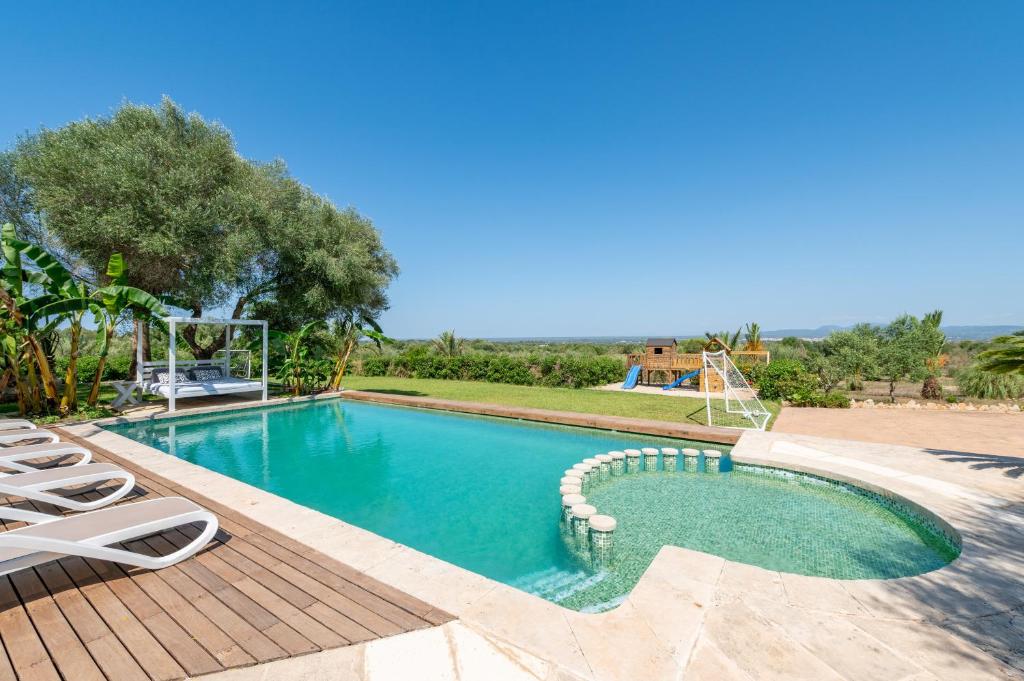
(702, 350, 771, 430)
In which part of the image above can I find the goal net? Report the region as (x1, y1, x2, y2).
(702, 350, 771, 430)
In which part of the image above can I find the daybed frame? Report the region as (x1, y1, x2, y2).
(136, 317, 269, 413)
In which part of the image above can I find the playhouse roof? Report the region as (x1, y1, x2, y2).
(646, 337, 677, 348)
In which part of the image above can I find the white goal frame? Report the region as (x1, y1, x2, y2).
(703, 350, 771, 430)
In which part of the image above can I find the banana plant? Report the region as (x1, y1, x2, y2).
(28, 253, 166, 410)
(0, 223, 61, 411)
(328, 312, 390, 390)
(262, 321, 325, 396)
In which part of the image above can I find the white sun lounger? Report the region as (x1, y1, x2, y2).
(0, 428, 60, 446)
(0, 497, 219, 576)
(0, 418, 36, 431)
(0, 443, 93, 473)
(0, 463, 135, 513)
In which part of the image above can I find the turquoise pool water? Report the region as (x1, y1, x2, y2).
(106, 399, 958, 611)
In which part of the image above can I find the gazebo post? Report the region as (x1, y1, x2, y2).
(223, 324, 232, 377)
(168, 319, 177, 413)
(135, 318, 145, 403)
(261, 321, 269, 402)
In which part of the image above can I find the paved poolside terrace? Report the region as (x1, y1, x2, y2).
(6, 391, 1023, 680)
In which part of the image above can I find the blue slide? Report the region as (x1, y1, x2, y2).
(663, 369, 700, 390)
(621, 365, 641, 390)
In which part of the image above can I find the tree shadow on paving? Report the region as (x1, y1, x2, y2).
(924, 448, 1024, 479)
(353, 388, 428, 397)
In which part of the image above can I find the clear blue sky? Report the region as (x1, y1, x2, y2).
(4, 1, 1022, 338)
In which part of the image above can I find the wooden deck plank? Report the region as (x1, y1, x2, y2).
(0, 577, 62, 681)
(127, 535, 287, 665)
(58, 556, 187, 681)
(81, 557, 223, 678)
(165, 528, 348, 649)
(117, 554, 256, 669)
(7, 567, 107, 681)
(242, 532, 431, 632)
(143, 533, 318, 658)
(14, 491, 154, 681)
(0, 637, 17, 681)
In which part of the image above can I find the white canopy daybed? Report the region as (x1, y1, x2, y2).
(136, 317, 269, 413)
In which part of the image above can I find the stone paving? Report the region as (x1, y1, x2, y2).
(61, 397, 1024, 680)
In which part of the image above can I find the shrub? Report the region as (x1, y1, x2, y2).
(105, 355, 133, 380)
(349, 353, 624, 389)
(54, 354, 134, 382)
(748, 359, 817, 401)
(785, 390, 850, 408)
(956, 367, 1024, 400)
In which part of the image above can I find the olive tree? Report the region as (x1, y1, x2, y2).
(877, 315, 934, 402)
(9, 97, 397, 361)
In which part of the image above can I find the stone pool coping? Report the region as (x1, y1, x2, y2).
(65, 398, 1023, 680)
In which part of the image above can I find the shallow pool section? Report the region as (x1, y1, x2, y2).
(561, 464, 960, 610)
(105, 399, 958, 612)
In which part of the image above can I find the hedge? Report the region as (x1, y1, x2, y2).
(54, 354, 133, 381)
(355, 353, 625, 388)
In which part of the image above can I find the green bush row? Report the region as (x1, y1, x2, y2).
(355, 353, 625, 388)
(54, 354, 133, 381)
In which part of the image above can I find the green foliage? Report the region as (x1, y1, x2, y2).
(742, 322, 764, 351)
(705, 328, 741, 351)
(978, 331, 1024, 375)
(105, 354, 133, 380)
(787, 390, 851, 408)
(10, 97, 397, 360)
(433, 330, 464, 358)
(956, 367, 1024, 400)
(746, 359, 819, 401)
(820, 325, 880, 388)
(54, 353, 133, 381)
(353, 353, 624, 389)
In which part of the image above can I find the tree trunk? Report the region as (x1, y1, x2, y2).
(26, 335, 58, 402)
(60, 317, 82, 415)
(889, 379, 896, 403)
(88, 324, 115, 407)
(180, 293, 253, 359)
(24, 355, 41, 413)
(329, 339, 357, 390)
(142, 323, 151, 362)
(129, 322, 139, 379)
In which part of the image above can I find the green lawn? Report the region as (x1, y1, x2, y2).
(340, 376, 779, 429)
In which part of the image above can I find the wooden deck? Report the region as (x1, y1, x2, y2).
(0, 430, 452, 681)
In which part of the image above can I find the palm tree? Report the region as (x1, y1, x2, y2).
(433, 329, 464, 358)
(704, 328, 741, 352)
(742, 322, 765, 351)
(327, 312, 391, 390)
(978, 331, 1024, 375)
(920, 309, 947, 399)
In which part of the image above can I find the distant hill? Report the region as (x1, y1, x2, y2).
(761, 325, 1023, 341)
(475, 325, 1023, 343)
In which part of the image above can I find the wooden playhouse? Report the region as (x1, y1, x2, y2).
(626, 337, 769, 392)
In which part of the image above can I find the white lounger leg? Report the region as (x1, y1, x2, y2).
(0, 468, 136, 511)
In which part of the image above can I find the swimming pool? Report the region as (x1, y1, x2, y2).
(105, 399, 959, 611)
